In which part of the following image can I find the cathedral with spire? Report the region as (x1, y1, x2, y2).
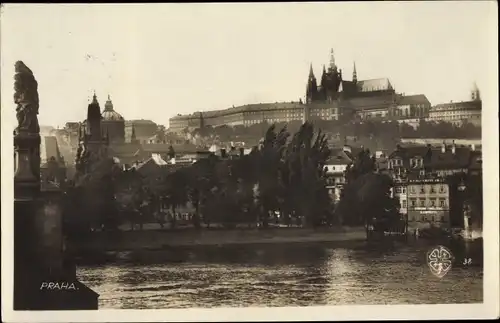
(306, 49, 396, 104)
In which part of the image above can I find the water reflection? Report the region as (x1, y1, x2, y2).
(78, 240, 483, 309)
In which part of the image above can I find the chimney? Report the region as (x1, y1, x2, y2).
(451, 140, 456, 154)
(441, 141, 446, 153)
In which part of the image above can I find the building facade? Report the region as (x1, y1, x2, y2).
(387, 141, 479, 231)
(125, 119, 158, 143)
(323, 145, 355, 203)
(427, 84, 482, 126)
(406, 178, 450, 229)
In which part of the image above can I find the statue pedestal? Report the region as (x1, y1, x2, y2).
(14, 136, 99, 310)
(14, 191, 99, 310)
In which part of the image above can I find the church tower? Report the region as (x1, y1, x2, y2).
(319, 65, 328, 101)
(324, 49, 342, 101)
(130, 123, 139, 144)
(328, 49, 337, 74)
(352, 61, 357, 84)
(87, 92, 102, 141)
(306, 63, 318, 104)
(82, 92, 108, 159)
(471, 82, 481, 101)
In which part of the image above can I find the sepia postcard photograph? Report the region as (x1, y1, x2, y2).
(1, 2, 499, 322)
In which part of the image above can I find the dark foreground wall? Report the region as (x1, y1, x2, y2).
(14, 194, 99, 310)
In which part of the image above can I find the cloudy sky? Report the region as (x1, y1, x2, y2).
(0, 2, 496, 128)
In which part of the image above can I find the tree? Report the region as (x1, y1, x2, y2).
(344, 148, 375, 183)
(160, 169, 189, 229)
(156, 125, 167, 142)
(336, 171, 401, 238)
(255, 124, 289, 228)
(187, 154, 219, 229)
(62, 157, 121, 234)
(167, 145, 175, 160)
(282, 122, 331, 227)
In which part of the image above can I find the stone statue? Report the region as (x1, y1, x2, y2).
(14, 61, 40, 134)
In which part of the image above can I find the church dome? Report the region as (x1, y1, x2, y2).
(101, 95, 124, 121)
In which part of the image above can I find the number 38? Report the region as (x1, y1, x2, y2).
(463, 258, 472, 265)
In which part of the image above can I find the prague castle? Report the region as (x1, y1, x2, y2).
(169, 49, 432, 133)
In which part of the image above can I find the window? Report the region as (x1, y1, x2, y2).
(410, 199, 417, 207)
(430, 199, 435, 207)
(402, 200, 407, 208)
(419, 199, 425, 207)
(402, 187, 406, 194)
(420, 186, 425, 194)
(440, 199, 446, 207)
(439, 185, 445, 193)
(410, 186, 416, 194)
(441, 216, 445, 222)
(430, 185, 436, 193)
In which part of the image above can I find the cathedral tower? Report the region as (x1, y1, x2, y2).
(306, 63, 318, 104)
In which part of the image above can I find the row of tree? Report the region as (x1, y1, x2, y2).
(65, 122, 413, 238)
(185, 119, 480, 148)
(150, 122, 333, 228)
(65, 123, 337, 232)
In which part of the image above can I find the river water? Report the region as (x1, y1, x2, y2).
(77, 239, 483, 309)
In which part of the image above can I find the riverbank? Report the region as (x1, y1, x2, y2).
(76, 226, 368, 253)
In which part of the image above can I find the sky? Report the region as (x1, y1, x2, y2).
(0, 2, 497, 128)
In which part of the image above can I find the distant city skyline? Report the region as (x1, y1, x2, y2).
(1, 2, 496, 128)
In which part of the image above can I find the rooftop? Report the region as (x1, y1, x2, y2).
(389, 144, 473, 169)
(432, 100, 481, 111)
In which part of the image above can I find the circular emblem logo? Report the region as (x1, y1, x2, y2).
(427, 245, 454, 278)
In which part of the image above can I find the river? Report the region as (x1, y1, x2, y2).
(77, 239, 483, 309)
